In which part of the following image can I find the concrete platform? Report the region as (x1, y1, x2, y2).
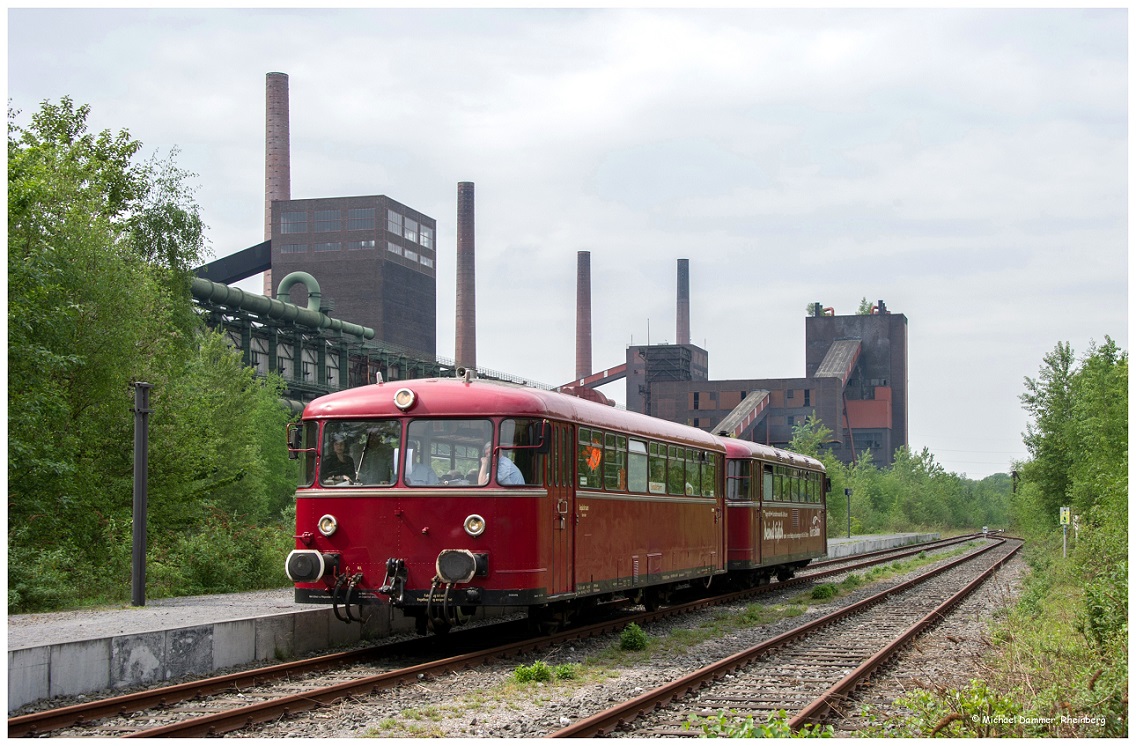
(824, 532, 940, 559)
(6, 589, 433, 713)
(8, 532, 940, 713)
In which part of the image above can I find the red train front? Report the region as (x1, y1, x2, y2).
(285, 377, 728, 633)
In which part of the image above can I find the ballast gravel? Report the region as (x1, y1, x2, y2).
(227, 545, 1027, 739)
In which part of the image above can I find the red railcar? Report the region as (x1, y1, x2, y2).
(723, 439, 828, 585)
(286, 377, 728, 632)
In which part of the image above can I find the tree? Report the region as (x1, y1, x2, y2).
(1019, 341, 1076, 518)
(9, 98, 295, 611)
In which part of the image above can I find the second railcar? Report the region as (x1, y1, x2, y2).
(723, 438, 827, 585)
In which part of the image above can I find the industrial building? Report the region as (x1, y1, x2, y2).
(619, 299, 907, 467)
(267, 194, 437, 356)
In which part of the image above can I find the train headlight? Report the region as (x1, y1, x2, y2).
(436, 549, 478, 584)
(463, 514, 486, 537)
(318, 514, 338, 537)
(393, 388, 417, 411)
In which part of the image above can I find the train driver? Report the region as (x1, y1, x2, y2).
(479, 441, 524, 486)
(321, 433, 357, 485)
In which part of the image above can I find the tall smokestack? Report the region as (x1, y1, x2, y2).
(576, 251, 592, 379)
(455, 182, 477, 371)
(677, 258, 690, 345)
(264, 72, 291, 296)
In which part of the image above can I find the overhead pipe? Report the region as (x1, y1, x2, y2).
(190, 276, 375, 340)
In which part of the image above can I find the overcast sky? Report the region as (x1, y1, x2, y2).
(8, 7, 1127, 478)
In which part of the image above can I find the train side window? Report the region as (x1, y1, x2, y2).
(628, 439, 648, 493)
(578, 428, 603, 489)
(763, 464, 774, 502)
(604, 433, 627, 491)
(701, 452, 717, 497)
(648, 442, 667, 494)
(684, 449, 699, 496)
(500, 418, 545, 486)
(667, 445, 685, 495)
(562, 425, 572, 487)
(297, 421, 318, 487)
(726, 459, 750, 501)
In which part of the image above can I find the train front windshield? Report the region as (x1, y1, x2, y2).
(320, 420, 401, 487)
(311, 417, 544, 488)
(405, 419, 493, 485)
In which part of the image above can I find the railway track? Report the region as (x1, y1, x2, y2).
(549, 538, 1021, 737)
(8, 533, 989, 738)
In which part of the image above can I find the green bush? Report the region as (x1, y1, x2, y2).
(514, 660, 553, 683)
(619, 622, 649, 651)
(810, 583, 839, 600)
(552, 663, 578, 680)
(859, 680, 1022, 737)
(840, 574, 863, 589)
(687, 709, 834, 738)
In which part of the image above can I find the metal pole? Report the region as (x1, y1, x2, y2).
(132, 382, 152, 607)
(845, 488, 852, 538)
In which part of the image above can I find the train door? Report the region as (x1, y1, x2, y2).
(548, 422, 574, 596)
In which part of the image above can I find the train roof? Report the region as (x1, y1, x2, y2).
(303, 378, 724, 451)
(721, 437, 826, 472)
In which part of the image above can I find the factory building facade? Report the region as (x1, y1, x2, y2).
(624, 303, 908, 467)
(268, 195, 438, 357)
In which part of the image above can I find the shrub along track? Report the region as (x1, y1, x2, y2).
(8, 534, 984, 738)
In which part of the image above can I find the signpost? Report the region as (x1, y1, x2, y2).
(845, 488, 852, 538)
(1059, 506, 1071, 558)
(132, 382, 152, 606)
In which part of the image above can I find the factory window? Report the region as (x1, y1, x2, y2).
(420, 226, 434, 249)
(280, 243, 306, 254)
(404, 218, 419, 242)
(693, 392, 700, 410)
(787, 389, 794, 400)
(387, 210, 402, 234)
(313, 242, 340, 252)
(387, 242, 402, 256)
(346, 239, 375, 250)
(314, 209, 340, 233)
(787, 416, 796, 428)
(347, 208, 375, 231)
(302, 348, 318, 384)
(804, 389, 811, 406)
(404, 249, 419, 263)
(280, 210, 307, 234)
(419, 256, 434, 269)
